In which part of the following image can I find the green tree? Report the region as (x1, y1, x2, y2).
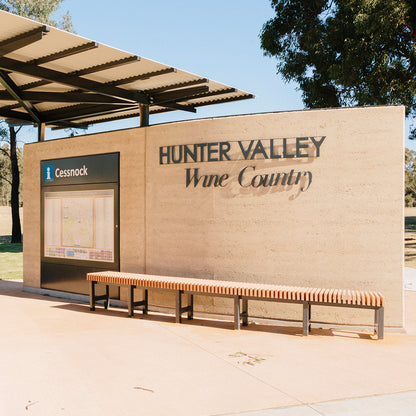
(0, 0, 74, 31)
(406, 148, 416, 206)
(0, 140, 23, 206)
(0, 0, 73, 243)
(260, 0, 416, 135)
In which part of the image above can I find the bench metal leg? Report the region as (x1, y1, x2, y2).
(176, 291, 193, 323)
(89, 281, 96, 311)
(143, 289, 148, 314)
(128, 285, 135, 317)
(303, 302, 310, 336)
(104, 285, 109, 309)
(176, 291, 182, 323)
(89, 281, 109, 311)
(242, 299, 248, 326)
(375, 307, 384, 340)
(128, 286, 149, 317)
(234, 296, 241, 330)
(188, 294, 193, 320)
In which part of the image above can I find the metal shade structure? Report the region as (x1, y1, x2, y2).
(0, 11, 254, 139)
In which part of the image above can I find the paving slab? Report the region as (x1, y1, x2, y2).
(222, 391, 416, 416)
(1, 279, 416, 416)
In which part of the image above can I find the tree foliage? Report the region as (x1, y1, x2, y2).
(260, 0, 416, 136)
(0, 0, 73, 31)
(406, 148, 416, 206)
(0, 141, 23, 206)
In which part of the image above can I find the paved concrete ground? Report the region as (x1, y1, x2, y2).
(0, 280, 415, 416)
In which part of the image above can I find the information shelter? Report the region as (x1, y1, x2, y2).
(0, 11, 404, 330)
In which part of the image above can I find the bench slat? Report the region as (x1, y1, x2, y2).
(86, 272, 384, 307)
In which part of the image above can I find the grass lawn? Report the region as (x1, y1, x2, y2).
(405, 207, 416, 268)
(0, 243, 22, 279)
(0, 206, 23, 280)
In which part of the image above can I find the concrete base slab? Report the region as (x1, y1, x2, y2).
(1, 280, 416, 416)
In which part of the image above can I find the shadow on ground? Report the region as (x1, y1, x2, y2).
(0, 280, 388, 341)
(52, 294, 376, 340)
(0, 241, 22, 253)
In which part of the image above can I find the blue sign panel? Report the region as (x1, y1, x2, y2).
(43, 164, 54, 182)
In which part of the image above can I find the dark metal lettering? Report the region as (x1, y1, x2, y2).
(185, 168, 201, 187)
(280, 172, 288, 186)
(287, 169, 297, 185)
(159, 146, 170, 164)
(251, 174, 263, 188)
(238, 165, 255, 187)
(171, 146, 183, 164)
(219, 142, 231, 161)
(197, 143, 208, 161)
(296, 137, 309, 158)
(207, 142, 219, 162)
(270, 139, 281, 159)
(250, 140, 269, 160)
(184, 144, 197, 163)
(272, 173, 282, 186)
(300, 172, 312, 191)
(282, 138, 295, 158)
(238, 140, 254, 160)
(310, 136, 326, 157)
(218, 174, 229, 187)
(203, 174, 220, 187)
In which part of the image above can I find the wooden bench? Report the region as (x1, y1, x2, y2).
(87, 271, 385, 339)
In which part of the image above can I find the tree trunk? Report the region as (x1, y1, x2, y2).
(9, 126, 21, 244)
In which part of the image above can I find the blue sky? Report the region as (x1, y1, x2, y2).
(19, 0, 413, 150)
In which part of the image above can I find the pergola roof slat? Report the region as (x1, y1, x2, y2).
(42, 103, 139, 123)
(0, 10, 254, 130)
(152, 85, 210, 104)
(144, 78, 209, 94)
(29, 41, 98, 65)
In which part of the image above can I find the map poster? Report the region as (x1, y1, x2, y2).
(44, 189, 114, 263)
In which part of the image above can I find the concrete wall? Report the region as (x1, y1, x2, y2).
(23, 106, 404, 327)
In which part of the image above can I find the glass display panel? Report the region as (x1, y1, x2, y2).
(44, 189, 114, 262)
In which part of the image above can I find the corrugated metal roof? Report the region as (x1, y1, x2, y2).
(0, 10, 254, 131)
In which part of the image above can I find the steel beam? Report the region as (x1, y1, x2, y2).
(0, 26, 49, 56)
(30, 41, 98, 65)
(139, 104, 149, 127)
(152, 85, 209, 104)
(0, 70, 41, 123)
(145, 78, 208, 94)
(0, 108, 33, 123)
(111, 67, 176, 86)
(37, 122, 45, 142)
(42, 103, 138, 123)
(0, 56, 148, 104)
(0, 91, 132, 105)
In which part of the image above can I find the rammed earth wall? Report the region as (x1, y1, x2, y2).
(23, 107, 405, 328)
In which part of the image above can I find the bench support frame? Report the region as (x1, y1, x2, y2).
(175, 291, 193, 323)
(127, 286, 148, 317)
(88, 280, 384, 340)
(89, 281, 110, 311)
